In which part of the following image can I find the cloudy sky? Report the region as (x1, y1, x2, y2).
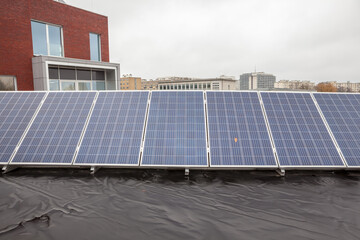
(67, 0, 360, 82)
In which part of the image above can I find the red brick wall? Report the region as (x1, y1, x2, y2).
(0, 0, 109, 90)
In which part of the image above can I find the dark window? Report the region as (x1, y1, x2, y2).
(77, 69, 91, 80)
(60, 68, 76, 80)
(49, 67, 59, 79)
(92, 70, 105, 81)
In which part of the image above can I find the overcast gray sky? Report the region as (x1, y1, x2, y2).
(67, 0, 360, 82)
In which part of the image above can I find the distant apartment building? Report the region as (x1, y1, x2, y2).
(239, 72, 276, 90)
(157, 77, 238, 90)
(120, 75, 142, 90)
(326, 81, 360, 92)
(141, 79, 161, 90)
(275, 80, 315, 90)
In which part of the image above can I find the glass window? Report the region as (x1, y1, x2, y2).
(78, 82, 91, 91)
(182, 84, 185, 90)
(0, 76, 16, 91)
(92, 81, 105, 90)
(195, 84, 198, 89)
(31, 21, 47, 55)
(174, 85, 177, 90)
(49, 67, 59, 79)
(90, 33, 101, 61)
(31, 21, 63, 56)
(207, 83, 211, 89)
(186, 84, 189, 89)
(190, 84, 193, 89)
(48, 25, 62, 56)
(60, 68, 76, 80)
(92, 70, 105, 80)
(203, 83, 206, 89)
(61, 81, 75, 91)
(199, 84, 202, 89)
(77, 69, 91, 80)
(49, 80, 59, 90)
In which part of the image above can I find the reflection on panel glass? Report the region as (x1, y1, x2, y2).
(31, 21, 47, 55)
(90, 33, 100, 61)
(92, 81, 105, 90)
(61, 82, 75, 91)
(48, 25, 62, 56)
(0, 76, 16, 91)
(49, 80, 60, 91)
(78, 82, 91, 91)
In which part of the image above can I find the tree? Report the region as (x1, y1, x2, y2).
(316, 83, 337, 92)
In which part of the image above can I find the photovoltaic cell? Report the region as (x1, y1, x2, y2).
(11, 92, 96, 164)
(207, 92, 277, 167)
(261, 92, 344, 167)
(314, 93, 360, 167)
(75, 91, 149, 165)
(141, 91, 208, 166)
(0, 92, 45, 164)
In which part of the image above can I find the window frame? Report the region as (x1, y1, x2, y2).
(31, 20, 64, 57)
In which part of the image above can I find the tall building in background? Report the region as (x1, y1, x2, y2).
(0, 0, 120, 91)
(239, 72, 276, 90)
(120, 75, 142, 90)
(157, 76, 238, 90)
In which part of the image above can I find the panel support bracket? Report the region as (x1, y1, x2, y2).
(2, 165, 18, 174)
(185, 168, 190, 176)
(276, 169, 285, 177)
(90, 166, 100, 174)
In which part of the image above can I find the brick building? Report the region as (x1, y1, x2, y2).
(0, 0, 120, 91)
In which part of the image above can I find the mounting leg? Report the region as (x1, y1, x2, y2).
(185, 168, 190, 176)
(276, 169, 285, 177)
(90, 166, 100, 175)
(2, 165, 19, 174)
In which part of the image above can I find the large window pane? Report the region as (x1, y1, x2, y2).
(92, 70, 105, 80)
(77, 69, 91, 80)
(48, 25, 62, 56)
(49, 80, 60, 90)
(60, 68, 76, 80)
(92, 81, 105, 90)
(90, 33, 100, 61)
(61, 82, 75, 91)
(31, 21, 47, 55)
(78, 82, 91, 91)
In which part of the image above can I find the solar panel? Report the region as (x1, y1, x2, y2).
(261, 92, 344, 168)
(207, 91, 277, 167)
(75, 91, 149, 166)
(11, 92, 96, 165)
(314, 93, 360, 167)
(0, 92, 46, 164)
(141, 91, 208, 167)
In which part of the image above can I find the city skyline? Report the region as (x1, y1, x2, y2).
(67, 0, 360, 82)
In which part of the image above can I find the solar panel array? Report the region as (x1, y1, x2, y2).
(2, 90, 359, 170)
(314, 93, 360, 167)
(261, 92, 344, 167)
(207, 92, 277, 167)
(11, 92, 96, 164)
(75, 91, 149, 165)
(141, 91, 208, 166)
(0, 92, 45, 164)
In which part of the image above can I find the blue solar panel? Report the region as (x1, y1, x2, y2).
(141, 91, 208, 166)
(11, 92, 96, 164)
(314, 93, 360, 167)
(261, 92, 344, 167)
(75, 91, 149, 165)
(207, 92, 277, 167)
(0, 92, 45, 164)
